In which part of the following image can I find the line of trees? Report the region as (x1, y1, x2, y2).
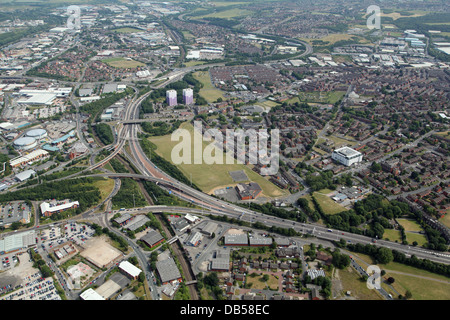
(94, 123, 114, 145)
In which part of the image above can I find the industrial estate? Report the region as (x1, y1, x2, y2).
(0, 0, 449, 305)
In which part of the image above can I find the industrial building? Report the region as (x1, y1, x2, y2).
(79, 288, 105, 300)
(235, 182, 262, 200)
(140, 229, 164, 248)
(331, 147, 363, 167)
(224, 233, 248, 246)
(15, 169, 36, 182)
(9, 149, 49, 168)
(200, 222, 218, 237)
(156, 257, 182, 285)
(118, 261, 142, 280)
(185, 231, 203, 247)
(0, 230, 36, 254)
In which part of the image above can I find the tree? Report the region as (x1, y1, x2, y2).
(405, 290, 412, 300)
(387, 277, 395, 284)
(376, 247, 393, 264)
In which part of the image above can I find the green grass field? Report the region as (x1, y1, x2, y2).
(298, 91, 346, 104)
(347, 251, 450, 300)
(198, 8, 252, 19)
(113, 27, 143, 33)
(300, 190, 347, 215)
(102, 57, 145, 69)
(148, 122, 288, 198)
(193, 71, 225, 103)
(396, 218, 428, 246)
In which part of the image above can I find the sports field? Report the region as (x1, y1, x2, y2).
(148, 122, 288, 198)
(102, 57, 145, 69)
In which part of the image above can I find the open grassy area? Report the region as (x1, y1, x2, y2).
(348, 251, 450, 300)
(440, 212, 450, 228)
(148, 122, 288, 198)
(113, 27, 143, 33)
(92, 178, 115, 204)
(313, 191, 348, 215)
(337, 266, 384, 300)
(383, 229, 402, 242)
(102, 57, 145, 69)
(396, 218, 428, 246)
(246, 273, 278, 290)
(193, 71, 225, 103)
(198, 8, 252, 19)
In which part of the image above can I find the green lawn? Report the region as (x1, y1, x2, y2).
(198, 8, 252, 19)
(113, 27, 142, 33)
(347, 251, 450, 300)
(193, 71, 225, 103)
(298, 91, 346, 104)
(148, 122, 288, 198)
(383, 229, 402, 242)
(102, 57, 145, 69)
(313, 191, 348, 215)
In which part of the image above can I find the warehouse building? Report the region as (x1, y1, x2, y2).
(185, 231, 203, 247)
(0, 230, 36, 254)
(224, 233, 248, 246)
(140, 229, 164, 248)
(15, 169, 36, 182)
(80, 288, 105, 301)
(156, 257, 182, 285)
(10, 149, 49, 168)
(200, 222, 218, 237)
(249, 236, 273, 247)
(118, 261, 142, 280)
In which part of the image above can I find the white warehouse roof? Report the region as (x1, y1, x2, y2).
(118, 261, 142, 278)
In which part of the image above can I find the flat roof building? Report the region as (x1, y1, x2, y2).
(156, 257, 182, 284)
(140, 229, 164, 248)
(40, 200, 79, 217)
(118, 261, 142, 280)
(224, 233, 248, 246)
(331, 147, 363, 167)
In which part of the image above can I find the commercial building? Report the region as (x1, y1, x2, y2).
(15, 169, 36, 182)
(10, 149, 49, 168)
(0, 230, 36, 254)
(166, 89, 177, 106)
(224, 233, 248, 246)
(249, 236, 273, 247)
(185, 231, 203, 247)
(200, 222, 218, 237)
(140, 229, 164, 248)
(331, 147, 363, 167)
(156, 257, 182, 285)
(118, 261, 142, 280)
(235, 182, 262, 200)
(25, 128, 48, 140)
(210, 249, 230, 271)
(13, 136, 37, 151)
(79, 288, 105, 300)
(40, 200, 79, 217)
(182, 88, 194, 105)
